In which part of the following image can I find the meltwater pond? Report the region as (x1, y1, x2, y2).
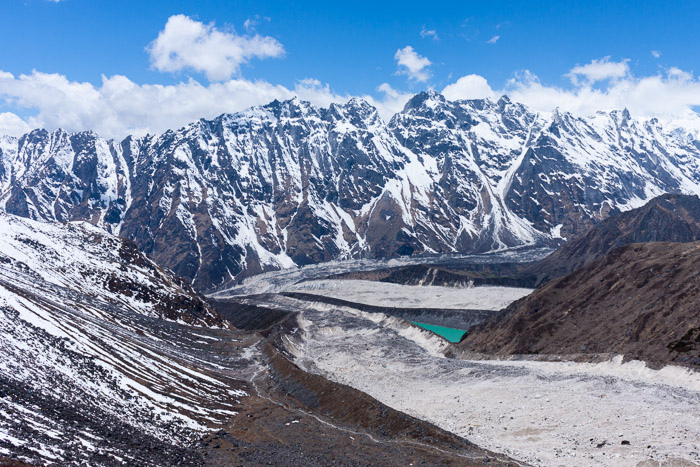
(411, 322, 467, 343)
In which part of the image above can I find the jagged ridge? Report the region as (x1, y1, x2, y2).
(2, 92, 700, 290)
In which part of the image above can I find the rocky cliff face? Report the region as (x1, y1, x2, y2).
(2, 92, 700, 290)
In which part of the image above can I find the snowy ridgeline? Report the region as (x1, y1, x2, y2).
(283, 279, 533, 310)
(282, 295, 700, 467)
(4, 91, 700, 289)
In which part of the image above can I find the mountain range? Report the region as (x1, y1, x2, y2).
(2, 91, 700, 290)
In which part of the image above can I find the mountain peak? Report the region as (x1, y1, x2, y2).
(262, 96, 316, 119)
(552, 107, 563, 125)
(496, 95, 512, 112)
(621, 108, 632, 125)
(402, 90, 447, 112)
(497, 94, 511, 105)
(343, 96, 375, 113)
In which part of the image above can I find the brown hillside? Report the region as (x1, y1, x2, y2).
(529, 193, 700, 284)
(460, 241, 700, 368)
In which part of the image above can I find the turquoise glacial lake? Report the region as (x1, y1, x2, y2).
(411, 322, 467, 343)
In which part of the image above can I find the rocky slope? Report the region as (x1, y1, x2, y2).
(529, 193, 700, 283)
(459, 241, 700, 367)
(0, 212, 251, 463)
(0, 213, 516, 465)
(2, 93, 700, 290)
(0, 211, 224, 326)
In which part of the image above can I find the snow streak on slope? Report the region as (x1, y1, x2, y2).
(2, 93, 700, 289)
(282, 295, 700, 467)
(0, 213, 254, 464)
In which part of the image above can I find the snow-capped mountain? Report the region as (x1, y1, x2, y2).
(2, 91, 700, 290)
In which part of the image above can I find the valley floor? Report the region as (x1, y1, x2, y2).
(284, 279, 532, 310)
(5, 244, 699, 466)
(264, 292, 700, 467)
(0, 256, 514, 465)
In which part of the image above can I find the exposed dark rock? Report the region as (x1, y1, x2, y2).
(460, 241, 700, 368)
(529, 193, 700, 284)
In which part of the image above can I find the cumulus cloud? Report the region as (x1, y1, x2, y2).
(394, 46, 432, 82)
(148, 14, 284, 81)
(442, 74, 496, 100)
(486, 35, 500, 44)
(420, 26, 439, 41)
(366, 83, 414, 119)
(651, 50, 662, 59)
(0, 112, 31, 137)
(0, 70, 354, 139)
(441, 64, 700, 124)
(566, 56, 629, 86)
(3, 49, 700, 140)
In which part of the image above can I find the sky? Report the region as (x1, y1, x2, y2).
(1, 0, 700, 139)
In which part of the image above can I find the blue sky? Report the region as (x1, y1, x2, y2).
(1, 0, 699, 138)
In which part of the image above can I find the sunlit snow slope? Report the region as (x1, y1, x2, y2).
(0, 213, 253, 464)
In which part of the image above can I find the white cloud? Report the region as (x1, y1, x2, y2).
(420, 26, 439, 41)
(651, 50, 662, 59)
(148, 14, 284, 81)
(508, 68, 700, 121)
(0, 112, 31, 137)
(440, 63, 700, 125)
(394, 46, 432, 82)
(486, 35, 500, 44)
(0, 70, 354, 139)
(566, 56, 629, 86)
(3, 47, 700, 141)
(243, 15, 270, 32)
(442, 74, 496, 101)
(366, 83, 414, 120)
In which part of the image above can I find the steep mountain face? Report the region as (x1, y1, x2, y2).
(459, 241, 700, 368)
(390, 94, 550, 252)
(2, 92, 700, 290)
(530, 193, 700, 283)
(506, 109, 700, 240)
